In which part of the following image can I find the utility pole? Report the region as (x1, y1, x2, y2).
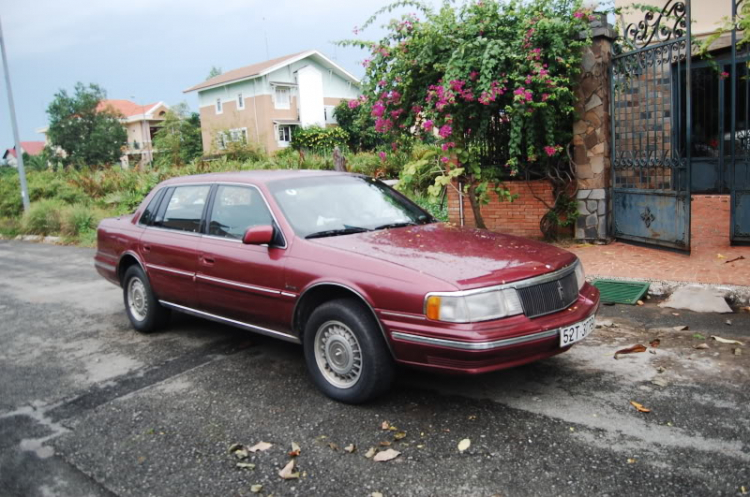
(0, 16, 30, 211)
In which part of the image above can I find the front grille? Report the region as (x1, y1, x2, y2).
(517, 270, 579, 318)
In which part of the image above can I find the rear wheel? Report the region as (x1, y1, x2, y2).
(122, 265, 170, 333)
(303, 299, 395, 404)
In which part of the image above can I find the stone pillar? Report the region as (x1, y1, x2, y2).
(573, 14, 616, 242)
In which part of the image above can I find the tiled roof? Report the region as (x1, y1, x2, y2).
(5, 141, 46, 158)
(183, 51, 310, 93)
(96, 100, 159, 118)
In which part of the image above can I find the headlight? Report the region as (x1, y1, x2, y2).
(425, 288, 523, 323)
(574, 260, 586, 290)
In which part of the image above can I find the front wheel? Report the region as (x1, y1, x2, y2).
(303, 299, 395, 404)
(122, 265, 170, 333)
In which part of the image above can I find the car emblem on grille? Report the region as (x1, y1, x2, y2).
(556, 281, 565, 301)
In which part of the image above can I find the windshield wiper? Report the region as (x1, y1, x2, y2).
(374, 221, 418, 230)
(305, 227, 371, 239)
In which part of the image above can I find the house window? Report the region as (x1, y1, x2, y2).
(237, 93, 244, 109)
(216, 98, 223, 114)
(324, 105, 337, 124)
(275, 86, 290, 109)
(277, 125, 293, 146)
(218, 128, 248, 149)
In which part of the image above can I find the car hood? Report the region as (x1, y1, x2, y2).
(309, 223, 577, 290)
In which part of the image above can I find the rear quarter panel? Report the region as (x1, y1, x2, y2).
(94, 214, 143, 286)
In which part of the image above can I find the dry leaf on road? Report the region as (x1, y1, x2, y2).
(614, 344, 647, 359)
(711, 335, 743, 345)
(278, 459, 299, 479)
(458, 439, 471, 452)
(248, 442, 272, 453)
(394, 432, 407, 440)
(328, 442, 339, 451)
(380, 421, 390, 430)
(344, 444, 356, 453)
(288, 442, 301, 457)
(673, 325, 688, 331)
(364, 447, 377, 459)
(649, 339, 661, 348)
(250, 484, 263, 493)
(236, 462, 255, 469)
(630, 401, 651, 413)
(373, 448, 401, 462)
(693, 343, 710, 350)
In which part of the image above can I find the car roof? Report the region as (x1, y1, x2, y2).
(160, 169, 354, 186)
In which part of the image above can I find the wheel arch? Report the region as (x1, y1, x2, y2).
(293, 282, 395, 358)
(117, 251, 145, 286)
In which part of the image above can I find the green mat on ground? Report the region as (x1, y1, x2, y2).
(592, 279, 650, 305)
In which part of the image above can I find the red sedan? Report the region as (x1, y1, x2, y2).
(95, 171, 599, 403)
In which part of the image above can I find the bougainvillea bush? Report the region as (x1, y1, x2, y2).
(340, 0, 592, 228)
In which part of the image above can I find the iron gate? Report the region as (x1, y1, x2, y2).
(731, 0, 750, 243)
(611, 0, 692, 250)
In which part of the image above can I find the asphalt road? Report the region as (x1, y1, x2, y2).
(1, 240, 748, 497)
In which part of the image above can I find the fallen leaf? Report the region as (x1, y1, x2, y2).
(637, 300, 644, 306)
(457, 439, 471, 452)
(672, 312, 680, 316)
(741, 306, 750, 313)
(372, 493, 384, 497)
(288, 442, 301, 457)
(614, 344, 647, 359)
(673, 325, 688, 331)
(250, 484, 263, 493)
(248, 441, 272, 453)
(468, 415, 477, 420)
(725, 319, 733, 326)
(228, 443, 243, 453)
(630, 401, 651, 413)
(344, 444, 356, 453)
(692, 333, 706, 340)
(328, 442, 339, 451)
(394, 432, 407, 441)
(649, 339, 661, 348)
(233, 449, 249, 460)
(627, 458, 637, 464)
(364, 447, 377, 459)
(379, 441, 391, 447)
(656, 366, 666, 373)
(711, 335, 743, 345)
(651, 378, 668, 387)
(693, 343, 710, 350)
(278, 459, 299, 479)
(741, 485, 748, 494)
(717, 253, 726, 259)
(373, 448, 401, 462)
(416, 444, 424, 449)
(236, 462, 256, 469)
(380, 421, 390, 430)
(734, 348, 742, 356)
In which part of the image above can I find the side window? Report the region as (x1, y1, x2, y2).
(138, 189, 164, 226)
(208, 185, 273, 240)
(160, 185, 211, 233)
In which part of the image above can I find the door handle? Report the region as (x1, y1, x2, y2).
(201, 255, 215, 266)
(142, 244, 151, 253)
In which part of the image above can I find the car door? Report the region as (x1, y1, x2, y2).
(195, 184, 292, 330)
(139, 184, 211, 307)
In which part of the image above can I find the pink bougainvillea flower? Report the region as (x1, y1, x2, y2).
(390, 109, 404, 119)
(391, 142, 398, 151)
(362, 58, 371, 68)
(438, 124, 452, 138)
(574, 11, 584, 18)
(440, 156, 449, 163)
(541, 93, 550, 101)
(348, 99, 360, 109)
(720, 71, 730, 79)
(371, 101, 386, 117)
(422, 119, 434, 131)
(441, 142, 456, 151)
(378, 151, 387, 161)
(469, 71, 479, 81)
(544, 146, 558, 157)
(378, 80, 387, 87)
(375, 117, 393, 133)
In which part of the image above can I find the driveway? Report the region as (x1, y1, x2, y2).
(0, 241, 748, 496)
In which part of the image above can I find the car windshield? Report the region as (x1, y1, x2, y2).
(268, 175, 434, 239)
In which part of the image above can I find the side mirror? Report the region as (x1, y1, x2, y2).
(242, 225, 274, 245)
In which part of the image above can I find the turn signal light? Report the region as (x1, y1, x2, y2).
(425, 296, 441, 320)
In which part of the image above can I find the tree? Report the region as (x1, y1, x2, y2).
(206, 66, 222, 80)
(22, 150, 50, 171)
(333, 99, 384, 151)
(152, 103, 203, 166)
(341, 0, 591, 228)
(46, 83, 127, 168)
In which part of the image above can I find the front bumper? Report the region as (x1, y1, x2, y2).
(379, 283, 600, 374)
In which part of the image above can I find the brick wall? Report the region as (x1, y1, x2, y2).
(691, 194, 731, 251)
(447, 180, 554, 239)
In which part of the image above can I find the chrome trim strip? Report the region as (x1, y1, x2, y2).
(146, 263, 194, 278)
(94, 260, 116, 272)
(159, 300, 300, 344)
(195, 274, 281, 295)
(146, 226, 203, 237)
(380, 310, 427, 321)
(280, 292, 297, 298)
(391, 329, 559, 351)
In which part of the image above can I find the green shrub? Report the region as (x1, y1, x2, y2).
(21, 199, 65, 235)
(291, 126, 349, 154)
(60, 204, 106, 237)
(0, 217, 20, 238)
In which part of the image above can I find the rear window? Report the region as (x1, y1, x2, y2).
(159, 185, 211, 233)
(138, 189, 165, 226)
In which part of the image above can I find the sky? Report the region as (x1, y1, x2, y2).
(0, 0, 441, 148)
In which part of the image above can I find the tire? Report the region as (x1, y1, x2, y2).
(303, 298, 396, 404)
(122, 265, 170, 333)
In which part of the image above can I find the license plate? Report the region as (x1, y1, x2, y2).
(559, 315, 596, 347)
